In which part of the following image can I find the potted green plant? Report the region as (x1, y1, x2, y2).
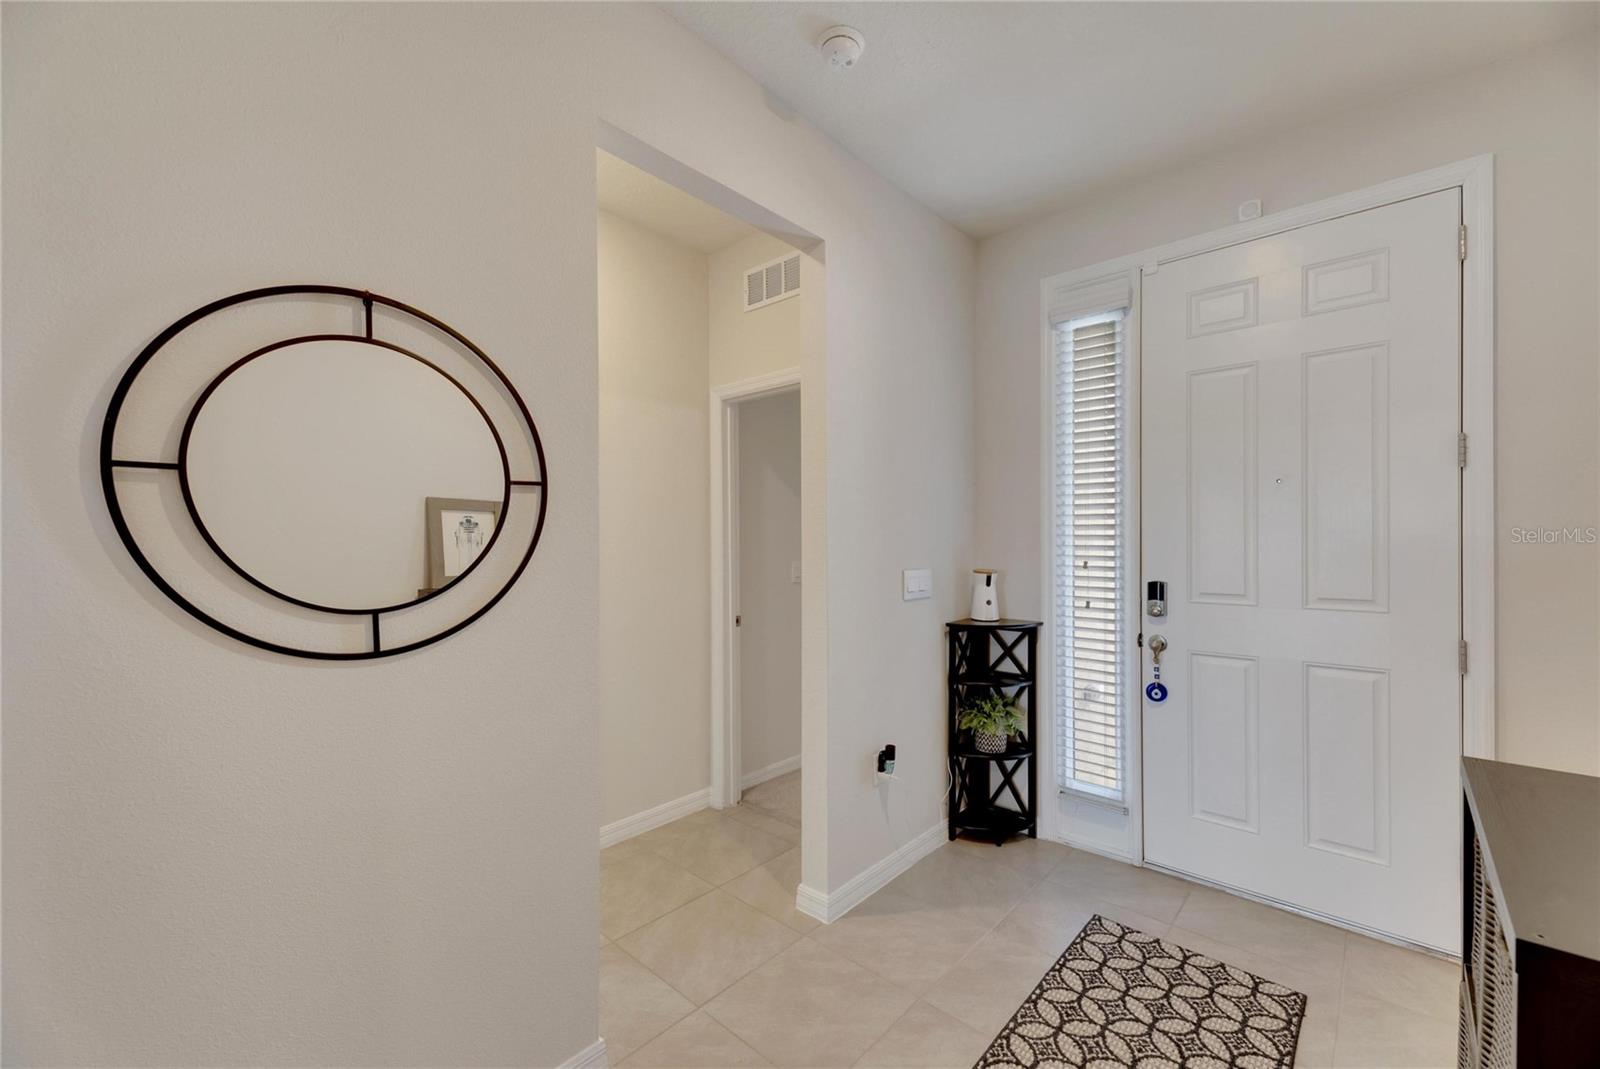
(958, 694, 1023, 754)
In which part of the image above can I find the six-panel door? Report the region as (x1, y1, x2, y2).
(1140, 189, 1463, 952)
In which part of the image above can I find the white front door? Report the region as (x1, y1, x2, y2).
(1141, 189, 1462, 952)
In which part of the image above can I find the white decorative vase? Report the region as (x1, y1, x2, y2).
(970, 568, 999, 621)
(974, 729, 1008, 754)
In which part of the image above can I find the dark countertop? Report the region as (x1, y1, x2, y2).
(1463, 757, 1600, 962)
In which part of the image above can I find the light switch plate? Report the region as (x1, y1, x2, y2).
(790, 561, 802, 584)
(902, 568, 932, 601)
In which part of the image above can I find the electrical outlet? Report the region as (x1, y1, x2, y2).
(875, 743, 897, 783)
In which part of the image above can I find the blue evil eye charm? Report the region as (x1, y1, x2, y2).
(1145, 681, 1169, 703)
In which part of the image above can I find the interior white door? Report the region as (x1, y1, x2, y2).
(1141, 189, 1463, 952)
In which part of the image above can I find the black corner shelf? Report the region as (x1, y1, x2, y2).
(952, 740, 1035, 760)
(950, 805, 1033, 840)
(953, 670, 1032, 689)
(947, 618, 1040, 846)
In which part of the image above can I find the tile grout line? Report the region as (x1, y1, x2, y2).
(601, 809, 800, 1011)
(601, 847, 720, 943)
(844, 981, 923, 1069)
(603, 876, 718, 944)
(603, 939, 698, 1059)
(611, 901, 799, 1016)
(613, 812, 790, 890)
(788, 844, 1045, 1022)
(697, 933, 913, 1067)
(874, 848, 1052, 992)
(1329, 931, 1353, 1062)
(605, 813, 808, 1023)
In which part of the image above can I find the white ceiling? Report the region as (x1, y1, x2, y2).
(597, 149, 757, 253)
(665, 2, 1596, 237)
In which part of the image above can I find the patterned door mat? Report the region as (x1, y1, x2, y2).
(975, 914, 1308, 1068)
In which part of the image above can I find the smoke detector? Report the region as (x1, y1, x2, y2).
(817, 25, 865, 70)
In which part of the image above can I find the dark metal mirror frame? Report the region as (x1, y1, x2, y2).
(100, 284, 548, 660)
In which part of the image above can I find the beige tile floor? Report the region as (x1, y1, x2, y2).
(601, 773, 1457, 1068)
(740, 772, 802, 825)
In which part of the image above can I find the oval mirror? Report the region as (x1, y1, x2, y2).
(182, 337, 507, 611)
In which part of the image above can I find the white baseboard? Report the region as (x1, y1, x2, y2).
(794, 821, 946, 924)
(557, 1037, 608, 1069)
(794, 881, 831, 923)
(1051, 832, 1138, 865)
(600, 788, 710, 848)
(741, 754, 801, 790)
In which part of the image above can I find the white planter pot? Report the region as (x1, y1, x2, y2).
(974, 729, 1008, 754)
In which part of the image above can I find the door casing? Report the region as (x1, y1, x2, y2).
(710, 368, 802, 809)
(1036, 156, 1495, 877)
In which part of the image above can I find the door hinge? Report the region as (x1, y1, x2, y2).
(1458, 432, 1469, 469)
(1459, 224, 1468, 262)
(1459, 639, 1469, 675)
(735, 614, 742, 627)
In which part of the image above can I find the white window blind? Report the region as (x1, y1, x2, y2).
(1053, 309, 1128, 803)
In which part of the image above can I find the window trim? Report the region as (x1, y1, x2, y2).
(1050, 308, 1135, 810)
(1038, 265, 1145, 857)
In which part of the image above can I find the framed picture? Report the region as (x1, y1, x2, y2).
(425, 497, 502, 592)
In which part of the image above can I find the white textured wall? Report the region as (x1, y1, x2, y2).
(598, 211, 711, 827)
(709, 232, 811, 388)
(182, 339, 506, 608)
(975, 36, 1600, 776)
(3, 4, 976, 1063)
(599, 8, 978, 889)
(738, 390, 803, 777)
(3, 6, 601, 1065)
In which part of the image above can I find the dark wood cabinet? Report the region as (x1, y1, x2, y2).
(1460, 758, 1600, 1067)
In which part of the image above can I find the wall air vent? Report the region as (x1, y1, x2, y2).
(744, 253, 802, 311)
